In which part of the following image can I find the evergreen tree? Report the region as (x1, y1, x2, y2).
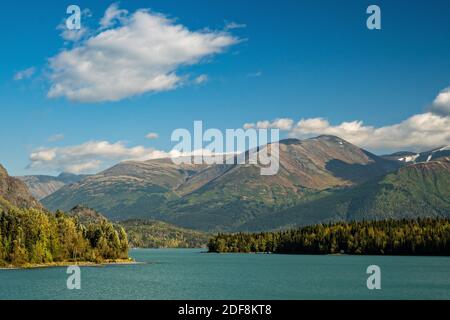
(208, 218, 450, 256)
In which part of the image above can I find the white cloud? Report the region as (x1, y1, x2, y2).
(14, 67, 35, 81)
(244, 118, 294, 131)
(287, 112, 450, 152)
(48, 133, 65, 142)
(57, 8, 92, 42)
(28, 138, 242, 174)
(145, 132, 159, 139)
(48, 5, 239, 102)
(28, 140, 171, 174)
(430, 87, 450, 116)
(30, 149, 57, 162)
(65, 160, 102, 174)
(99, 3, 128, 30)
(59, 27, 87, 42)
(225, 21, 247, 30)
(194, 74, 208, 84)
(245, 88, 450, 153)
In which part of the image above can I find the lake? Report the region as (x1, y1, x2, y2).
(1, 249, 449, 300)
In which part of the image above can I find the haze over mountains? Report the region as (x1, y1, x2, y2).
(17, 173, 86, 200)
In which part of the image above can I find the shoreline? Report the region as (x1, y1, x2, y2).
(0, 258, 139, 270)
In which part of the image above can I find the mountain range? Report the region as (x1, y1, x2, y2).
(32, 135, 448, 232)
(8, 135, 447, 232)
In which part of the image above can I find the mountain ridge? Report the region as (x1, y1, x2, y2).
(42, 135, 405, 231)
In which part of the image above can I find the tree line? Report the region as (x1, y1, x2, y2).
(0, 197, 129, 267)
(208, 218, 450, 256)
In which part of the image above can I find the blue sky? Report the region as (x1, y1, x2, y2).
(1, 0, 450, 176)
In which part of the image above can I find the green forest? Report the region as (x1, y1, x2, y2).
(208, 218, 450, 256)
(123, 219, 211, 248)
(0, 197, 129, 267)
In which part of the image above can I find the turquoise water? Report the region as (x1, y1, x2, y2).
(0, 249, 449, 300)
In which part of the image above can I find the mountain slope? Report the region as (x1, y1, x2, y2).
(18, 173, 85, 200)
(0, 164, 43, 210)
(42, 136, 400, 231)
(162, 136, 400, 230)
(122, 219, 211, 248)
(43, 158, 207, 220)
(242, 158, 450, 231)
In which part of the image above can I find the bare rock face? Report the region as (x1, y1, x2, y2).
(0, 164, 43, 210)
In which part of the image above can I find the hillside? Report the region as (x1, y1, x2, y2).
(43, 159, 207, 220)
(0, 164, 43, 210)
(42, 136, 400, 231)
(18, 173, 85, 200)
(242, 158, 450, 231)
(67, 204, 108, 224)
(163, 135, 400, 230)
(0, 165, 129, 267)
(122, 219, 211, 248)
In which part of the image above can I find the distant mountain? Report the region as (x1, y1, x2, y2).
(18, 172, 86, 200)
(42, 136, 401, 231)
(43, 158, 208, 220)
(0, 164, 43, 210)
(242, 157, 450, 231)
(382, 151, 418, 162)
(383, 146, 450, 164)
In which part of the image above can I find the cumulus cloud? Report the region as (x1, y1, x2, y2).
(243, 118, 294, 131)
(27, 138, 238, 174)
(28, 140, 171, 173)
(59, 27, 87, 42)
(145, 132, 159, 139)
(429, 87, 450, 116)
(245, 88, 450, 153)
(99, 2, 128, 30)
(14, 67, 36, 81)
(289, 113, 450, 152)
(65, 160, 102, 174)
(47, 4, 239, 102)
